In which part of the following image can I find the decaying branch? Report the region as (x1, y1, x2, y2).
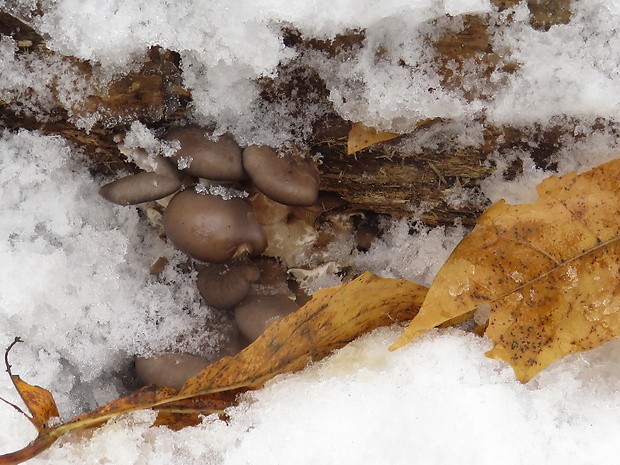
(0, 2, 593, 227)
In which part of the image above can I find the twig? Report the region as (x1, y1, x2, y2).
(5, 337, 23, 377)
(1, 337, 30, 420)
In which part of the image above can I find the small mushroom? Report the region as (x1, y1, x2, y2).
(248, 257, 295, 298)
(242, 145, 320, 207)
(301, 191, 347, 215)
(135, 353, 212, 390)
(234, 295, 299, 341)
(99, 147, 182, 205)
(165, 126, 245, 180)
(197, 261, 261, 309)
(99, 171, 182, 205)
(135, 324, 245, 390)
(162, 189, 268, 263)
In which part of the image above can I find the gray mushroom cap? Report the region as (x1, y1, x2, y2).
(162, 189, 268, 263)
(165, 126, 245, 180)
(234, 295, 299, 341)
(197, 262, 261, 309)
(99, 171, 182, 205)
(135, 326, 245, 390)
(242, 145, 320, 207)
(135, 353, 211, 390)
(99, 150, 182, 205)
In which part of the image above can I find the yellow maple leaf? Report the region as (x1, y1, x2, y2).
(391, 158, 620, 382)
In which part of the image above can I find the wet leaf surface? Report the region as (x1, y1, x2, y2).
(9, 376, 59, 434)
(391, 159, 620, 382)
(182, 271, 426, 394)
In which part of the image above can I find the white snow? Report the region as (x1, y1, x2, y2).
(1, 0, 620, 463)
(5, 329, 620, 464)
(0, 130, 234, 417)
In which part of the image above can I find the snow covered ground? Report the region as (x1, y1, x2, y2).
(1, 0, 620, 463)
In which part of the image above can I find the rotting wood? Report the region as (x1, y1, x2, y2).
(0, 4, 599, 227)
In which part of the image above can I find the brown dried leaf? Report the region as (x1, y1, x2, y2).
(182, 271, 426, 394)
(1, 338, 59, 434)
(72, 74, 166, 124)
(1, 272, 426, 464)
(391, 159, 620, 382)
(9, 375, 59, 434)
(152, 390, 243, 429)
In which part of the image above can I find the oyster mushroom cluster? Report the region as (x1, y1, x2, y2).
(100, 125, 343, 389)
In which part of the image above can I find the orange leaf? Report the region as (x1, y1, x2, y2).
(346, 123, 400, 155)
(1, 272, 426, 464)
(69, 384, 179, 427)
(9, 375, 59, 433)
(153, 390, 242, 429)
(0, 385, 181, 465)
(182, 271, 425, 394)
(2, 338, 58, 434)
(391, 158, 620, 382)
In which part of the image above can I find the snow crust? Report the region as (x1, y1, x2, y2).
(1, 0, 620, 463)
(0, 130, 232, 417)
(5, 0, 620, 142)
(5, 329, 620, 464)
